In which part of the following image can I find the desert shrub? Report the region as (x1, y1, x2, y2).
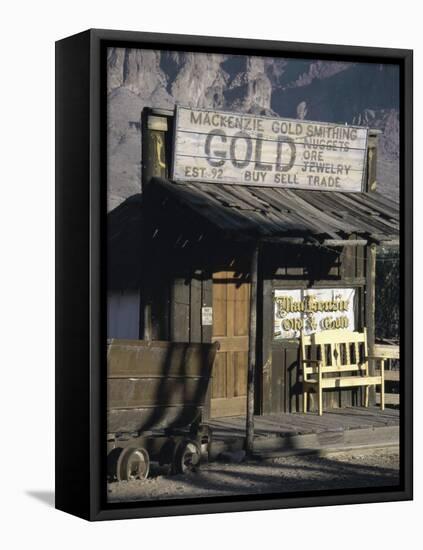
(375, 246, 400, 341)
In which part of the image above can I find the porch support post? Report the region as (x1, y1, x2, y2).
(365, 243, 377, 404)
(246, 243, 259, 455)
(143, 302, 152, 341)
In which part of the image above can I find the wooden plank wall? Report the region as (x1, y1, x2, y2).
(170, 274, 212, 344)
(149, 240, 368, 416)
(265, 240, 366, 414)
(169, 273, 213, 419)
(170, 278, 190, 342)
(260, 279, 273, 414)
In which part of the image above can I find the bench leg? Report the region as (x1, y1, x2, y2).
(318, 387, 323, 416)
(380, 360, 385, 411)
(303, 389, 308, 413)
(364, 386, 369, 408)
(380, 382, 385, 411)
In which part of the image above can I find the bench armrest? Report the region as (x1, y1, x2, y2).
(364, 357, 386, 383)
(302, 359, 323, 383)
(365, 355, 388, 361)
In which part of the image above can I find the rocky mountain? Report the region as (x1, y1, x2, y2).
(107, 48, 400, 211)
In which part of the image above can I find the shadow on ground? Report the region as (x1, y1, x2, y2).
(108, 449, 400, 503)
(26, 490, 55, 508)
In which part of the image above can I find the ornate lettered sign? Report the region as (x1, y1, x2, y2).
(274, 288, 356, 339)
(172, 106, 368, 192)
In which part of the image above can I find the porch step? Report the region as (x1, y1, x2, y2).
(210, 425, 399, 461)
(252, 442, 399, 459)
(252, 436, 399, 459)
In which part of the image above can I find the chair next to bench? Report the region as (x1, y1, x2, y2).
(300, 329, 386, 416)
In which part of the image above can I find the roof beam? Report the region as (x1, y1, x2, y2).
(322, 239, 368, 247)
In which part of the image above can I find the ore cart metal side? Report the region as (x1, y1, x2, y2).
(107, 339, 219, 481)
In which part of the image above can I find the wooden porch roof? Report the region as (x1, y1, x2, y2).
(146, 177, 399, 244)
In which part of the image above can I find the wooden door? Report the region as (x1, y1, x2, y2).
(210, 271, 250, 417)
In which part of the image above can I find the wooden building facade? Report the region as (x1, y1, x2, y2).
(107, 107, 399, 420)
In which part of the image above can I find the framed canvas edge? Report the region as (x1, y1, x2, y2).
(92, 488, 412, 522)
(56, 28, 413, 522)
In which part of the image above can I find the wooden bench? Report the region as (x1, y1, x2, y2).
(300, 329, 386, 416)
(374, 342, 400, 406)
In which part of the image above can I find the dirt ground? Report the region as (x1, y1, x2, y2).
(108, 447, 400, 503)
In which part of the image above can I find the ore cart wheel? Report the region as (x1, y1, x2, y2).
(172, 439, 201, 475)
(117, 447, 150, 481)
(107, 447, 124, 481)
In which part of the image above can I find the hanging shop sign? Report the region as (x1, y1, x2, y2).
(274, 288, 356, 339)
(172, 106, 368, 192)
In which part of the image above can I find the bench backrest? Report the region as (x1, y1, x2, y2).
(301, 329, 368, 377)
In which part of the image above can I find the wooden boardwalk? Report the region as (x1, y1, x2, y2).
(207, 407, 399, 458)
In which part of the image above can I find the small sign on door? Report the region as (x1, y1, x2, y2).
(201, 306, 213, 326)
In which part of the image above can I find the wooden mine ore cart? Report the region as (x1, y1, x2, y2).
(107, 339, 219, 481)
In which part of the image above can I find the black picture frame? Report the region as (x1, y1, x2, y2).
(55, 28, 413, 521)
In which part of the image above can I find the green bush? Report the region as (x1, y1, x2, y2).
(375, 246, 400, 341)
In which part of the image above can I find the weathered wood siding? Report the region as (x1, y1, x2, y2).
(169, 275, 212, 344)
(263, 239, 366, 414)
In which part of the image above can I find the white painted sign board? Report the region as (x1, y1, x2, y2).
(172, 106, 368, 192)
(274, 288, 356, 339)
(201, 306, 213, 326)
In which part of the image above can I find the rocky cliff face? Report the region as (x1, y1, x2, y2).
(107, 48, 399, 211)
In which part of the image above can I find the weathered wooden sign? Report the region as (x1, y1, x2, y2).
(172, 106, 368, 192)
(274, 288, 356, 339)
